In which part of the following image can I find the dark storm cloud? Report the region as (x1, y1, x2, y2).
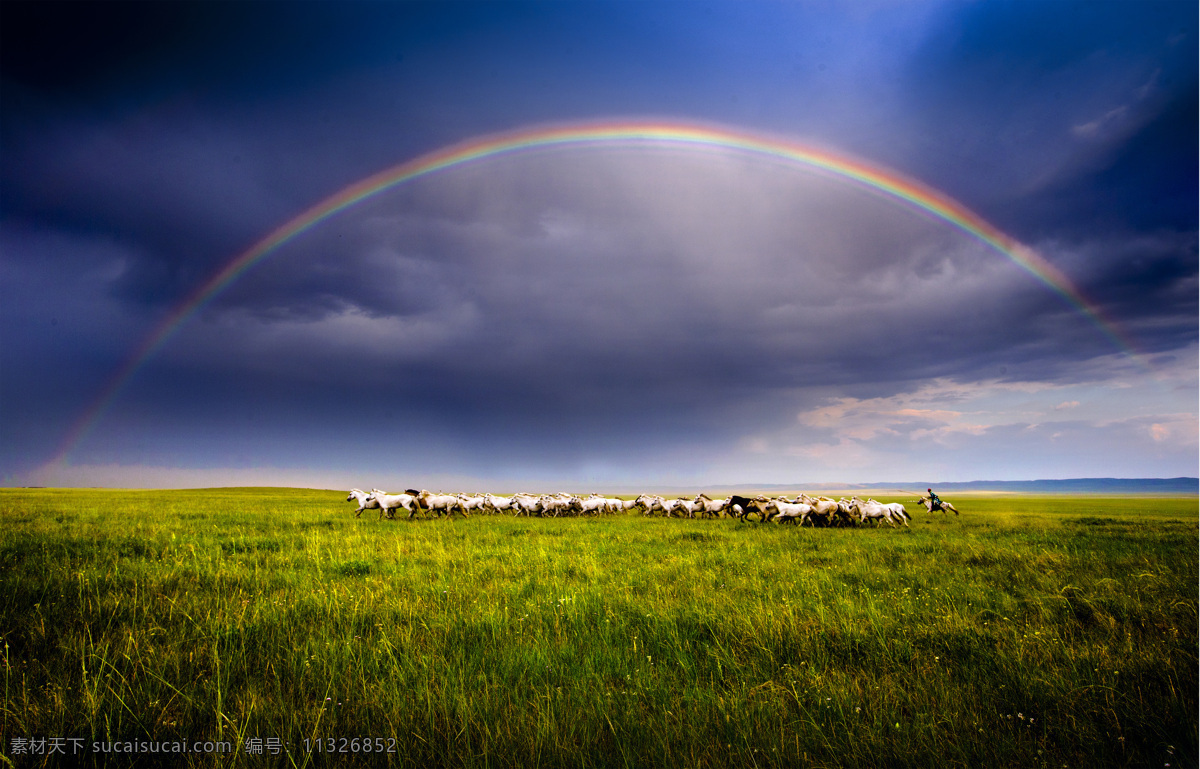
(899, 0, 1196, 227)
(892, 0, 1198, 360)
(138, 151, 1154, 442)
(1, 2, 699, 307)
(1059, 89, 1199, 233)
(0, 1, 474, 102)
(2, 2, 504, 287)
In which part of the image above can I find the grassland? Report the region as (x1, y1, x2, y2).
(0, 488, 1195, 767)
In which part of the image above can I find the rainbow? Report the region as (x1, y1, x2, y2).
(48, 119, 1142, 469)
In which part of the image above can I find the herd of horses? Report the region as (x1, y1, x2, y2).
(346, 488, 960, 526)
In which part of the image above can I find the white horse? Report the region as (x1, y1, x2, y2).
(538, 495, 577, 517)
(693, 494, 728, 518)
(601, 498, 625, 513)
(796, 496, 841, 526)
(347, 489, 381, 518)
(509, 494, 543, 516)
(849, 497, 908, 527)
(369, 490, 419, 520)
(575, 495, 610, 515)
(880, 502, 910, 522)
(634, 494, 666, 516)
(483, 493, 516, 513)
(835, 498, 859, 526)
(409, 490, 468, 518)
(456, 494, 491, 515)
(917, 494, 960, 515)
(671, 498, 703, 518)
(765, 499, 812, 524)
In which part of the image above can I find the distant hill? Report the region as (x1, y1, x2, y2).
(822, 478, 1199, 494)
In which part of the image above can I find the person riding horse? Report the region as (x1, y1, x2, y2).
(927, 488, 943, 512)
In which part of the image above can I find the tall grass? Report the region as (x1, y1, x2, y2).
(1, 489, 1195, 767)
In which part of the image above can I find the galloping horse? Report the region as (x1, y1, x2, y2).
(917, 494, 960, 515)
(346, 489, 380, 518)
(726, 494, 771, 522)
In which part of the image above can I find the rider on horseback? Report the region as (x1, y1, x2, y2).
(927, 488, 943, 511)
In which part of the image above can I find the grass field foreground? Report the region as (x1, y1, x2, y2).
(0, 488, 1196, 767)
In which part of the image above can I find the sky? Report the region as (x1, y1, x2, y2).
(1, 0, 1196, 490)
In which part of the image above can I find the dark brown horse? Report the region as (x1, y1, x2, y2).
(726, 494, 771, 522)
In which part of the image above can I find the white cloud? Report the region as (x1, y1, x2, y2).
(1071, 105, 1130, 139)
(726, 351, 1198, 482)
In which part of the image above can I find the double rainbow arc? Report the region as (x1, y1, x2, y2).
(49, 119, 1141, 468)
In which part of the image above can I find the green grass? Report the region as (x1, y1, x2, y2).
(0, 488, 1195, 767)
